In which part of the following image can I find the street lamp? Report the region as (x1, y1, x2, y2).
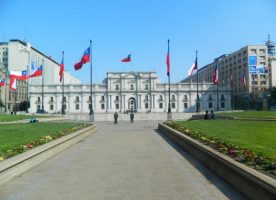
(20, 43, 31, 113)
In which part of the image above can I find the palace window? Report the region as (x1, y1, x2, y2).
(115, 85, 119, 90)
(145, 95, 149, 101)
(101, 104, 105, 110)
(130, 84, 134, 90)
(145, 84, 149, 90)
(172, 102, 175, 109)
(159, 103, 163, 109)
(116, 103, 119, 109)
(209, 102, 213, 109)
(145, 103, 149, 109)
(76, 104, 79, 110)
(50, 105, 54, 110)
(184, 95, 188, 101)
(172, 95, 175, 101)
(101, 96, 105, 101)
(221, 102, 225, 109)
(184, 103, 188, 108)
(75, 96, 80, 102)
(50, 97, 54, 102)
(115, 96, 119, 101)
(159, 95, 163, 101)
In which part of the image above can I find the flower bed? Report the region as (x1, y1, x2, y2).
(164, 121, 276, 178)
(0, 123, 90, 160)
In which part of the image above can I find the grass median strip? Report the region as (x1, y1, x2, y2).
(0, 122, 89, 160)
(218, 111, 276, 119)
(0, 114, 48, 122)
(165, 120, 276, 177)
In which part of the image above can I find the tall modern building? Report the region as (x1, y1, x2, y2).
(0, 39, 80, 113)
(182, 36, 276, 98)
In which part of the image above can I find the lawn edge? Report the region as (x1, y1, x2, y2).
(0, 124, 97, 186)
(158, 122, 276, 200)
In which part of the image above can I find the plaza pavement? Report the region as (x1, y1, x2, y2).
(0, 120, 246, 200)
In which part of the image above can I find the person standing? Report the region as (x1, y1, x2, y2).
(114, 112, 118, 124)
(130, 112, 134, 123)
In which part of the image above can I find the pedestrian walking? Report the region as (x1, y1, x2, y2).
(130, 112, 134, 123)
(114, 112, 118, 124)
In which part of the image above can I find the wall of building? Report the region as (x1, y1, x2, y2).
(29, 72, 232, 114)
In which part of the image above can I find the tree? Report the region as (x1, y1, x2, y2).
(269, 87, 276, 104)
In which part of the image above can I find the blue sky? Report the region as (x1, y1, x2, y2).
(1, 0, 276, 84)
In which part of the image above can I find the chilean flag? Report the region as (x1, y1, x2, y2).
(10, 70, 28, 80)
(188, 57, 197, 76)
(0, 79, 5, 86)
(213, 62, 218, 85)
(10, 78, 16, 91)
(74, 47, 90, 70)
(166, 40, 170, 76)
(59, 56, 64, 82)
(28, 64, 43, 78)
(121, 54, 131, 62)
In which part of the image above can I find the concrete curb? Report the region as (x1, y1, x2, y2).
(0, 124, 97, 186)
(158, 123, 276, 200)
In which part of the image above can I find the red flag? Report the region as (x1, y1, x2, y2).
(166, 40, 170, 76)
(213, 62, 218, 85)
(28, 65, 42, 78)
(121, 54, 131, 62)
(59, 54, 64, 82)
(74, 47, 90, 70)
(0, 79, 5, 86)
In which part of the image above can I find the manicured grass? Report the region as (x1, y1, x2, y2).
(218, 111, 276, 119)
(174, 120, 276, 159)
(0, 122, 80, 154)
(0, 114, 48, 122)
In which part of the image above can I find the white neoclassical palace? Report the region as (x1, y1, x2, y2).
(29, 71, 232, 114)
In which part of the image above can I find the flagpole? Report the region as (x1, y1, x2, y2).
(26, 50, 31, 113)
(89, 40, 94, 121)
(41, 59, 45, 113)
(216, 61, 219, 111)
(167, 40, 171, 118)
(196, 50, 199, 112)
(231, 74, 234, 110)
(61, 51, 65, 115)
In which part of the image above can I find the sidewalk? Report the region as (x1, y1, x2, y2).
(0, 121, 245, 200)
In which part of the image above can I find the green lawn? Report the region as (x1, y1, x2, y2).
(218, 111, 276, 119)
(0, 114, 49, 122)
(174, 120, 276, 159)
(0, 122, 80, 154)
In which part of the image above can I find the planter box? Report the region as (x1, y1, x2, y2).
(158, 123, 276, 200)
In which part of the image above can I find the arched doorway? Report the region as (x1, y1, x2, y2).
(128, 97, 136, 112)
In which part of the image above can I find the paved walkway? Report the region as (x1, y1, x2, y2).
(0, 121, 246, 200)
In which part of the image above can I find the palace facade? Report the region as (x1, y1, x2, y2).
(29, 72, 232, 114)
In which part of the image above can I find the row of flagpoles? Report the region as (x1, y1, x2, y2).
(0, 39, 248, 115)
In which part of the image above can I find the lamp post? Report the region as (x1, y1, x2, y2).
(20, 43, 31, 113)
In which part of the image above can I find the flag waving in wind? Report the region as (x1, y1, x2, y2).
(59, 53, 64, 82)
(166, 40, 170, 76)
(74, 47, 90, 70)
(188, 57, 197, 76)
(213, 62, 219, 85)
(121, 54, 131, 62)
(28, 64, 42, 78)
(10, 70, 27, 91)
(10, 70, 28, 80)
(0, 79, 5, 86)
